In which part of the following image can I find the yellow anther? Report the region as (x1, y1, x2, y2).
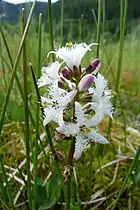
(84, 127, 91, 133)
(41, 68, 46, 73)
(66, 42, 73, 48)
(112, 91, 117, 96)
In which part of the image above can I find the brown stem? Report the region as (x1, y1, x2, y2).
(66, 139, 75, 210)
(67, 139, 75, 166)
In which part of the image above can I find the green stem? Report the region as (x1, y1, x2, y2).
(87, 0, 102, 202)
(88, 144, 93, 200)
(92, 8, 97, 26)
(102, 46, 126, 153)
(0, 38, 7, 90)
(48, 0, 55, 61)
(101, 0, 105, 59)
(78, 15, 83, 43)
(22, 8, 32, 209)
(0, 28, 35, 127)
(66, 140, 75, 210)
(113, 0, 127, 109)
(0, 1, 36, 136)
(107, 0, 127, 139)
(33, 13, 42, 210)
(66, 100, 76, 210)
(96, 0, 102, 57)
(60, 0, 64, 46)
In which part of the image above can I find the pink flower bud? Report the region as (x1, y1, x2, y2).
(86, 58, 101, 74)
(78, 74, 94, 91)
(68, 90, 77, 100)
(61, 67, 73, 79)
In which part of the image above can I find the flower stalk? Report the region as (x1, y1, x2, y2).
(38, 42, 113, 208)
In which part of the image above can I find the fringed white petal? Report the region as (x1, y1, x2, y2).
(74, 134, 87, 160)
(88, 129, 109, 144)
(37, 61, 62, 88)
(48, 43, 97, 69)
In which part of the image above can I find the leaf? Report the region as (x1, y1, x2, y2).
(36, 178, 47, 207)
(40, 174, 61, 210)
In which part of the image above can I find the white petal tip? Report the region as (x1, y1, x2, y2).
(47, 51, 56, 57)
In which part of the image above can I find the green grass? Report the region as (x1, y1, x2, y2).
(0, 0, 140, 209)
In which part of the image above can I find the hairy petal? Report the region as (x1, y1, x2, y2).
(37, 61, 62, 88)
(48, 43, 97, 69)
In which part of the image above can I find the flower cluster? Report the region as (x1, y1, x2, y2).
(38, 42, 113, 160)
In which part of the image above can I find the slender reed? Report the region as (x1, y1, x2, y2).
(88, 0, 103, 201)
(0, 1, 36, 136)
(78, 15, 83, 43)
(88, 145, 93, 201)
(0, 39, 7, 89)
(96, 0, 102, 57)
(48, 0, 55, 61)
(47, 0, 67, 205)
(22, 8, 32, 209)
(101, 0, 105, 59)
(60, 0, 64, 46)
(107, 0, 128, 138)
(92, 8, 97, 26)
(0, 28, 35, 127)
(33, 13, 42, 210)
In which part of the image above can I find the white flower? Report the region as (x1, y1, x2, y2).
(41, 83, 77, 126)
(56, 101, 108, 159)
(37, 61, 62, 88)
(48, 43, 97, 70)
(56, 101, 87, 137)
(57, 122, 80, 137)
(74, 129, 108, 159)
(87, 73, 113, 126)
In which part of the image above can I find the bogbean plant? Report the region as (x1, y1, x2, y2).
(37, 42, 113, 207)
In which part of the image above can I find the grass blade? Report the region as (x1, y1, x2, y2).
(33, 13, 42, 210)
(0, 0, 36, 135)
(107, 0, 128, 138)
(0, 28, 36, 127)
(96, 0, 102, 57)
(78, 15, 83, 43)
(88, 0, 103, 201)
(0, 38, 7, 90)
(48, 0, 55, 61)
(22, 8, 32, 209)
(60, 0, 64, 46)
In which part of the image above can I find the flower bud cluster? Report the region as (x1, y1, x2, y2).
(38, 42, 113, 159)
